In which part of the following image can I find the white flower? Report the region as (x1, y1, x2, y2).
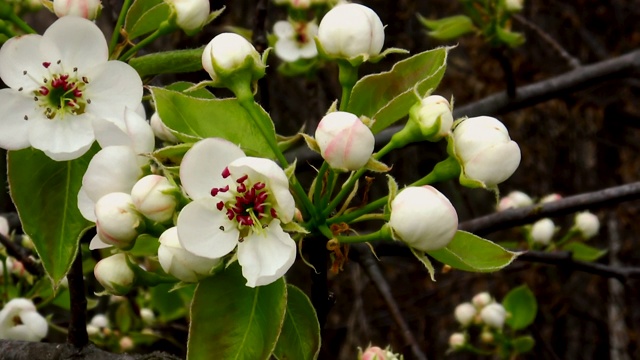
(273, 20, 318, 62)
(472, 292, 492, 308)
(165, 0, 210, 34)
(177, 138, 296, 287)
(530, 218, 555, 245)
(53, 0, 102, 20)
(139, 308, 155, 325)
(408, 95, 453, 141)
(158, 227, 220, 283)
(574, 211, 599, 239)
(480, 303, 507, 329)
(94, 253, 135, 295)
(0, 298, 48, 341)
(317, 3, 384, 60)
(0, 16, 142, 161)
(454, 302, 477, 326)
(389, 186, 458, 252)
(94, 192, 142, 250)
(201, 33, 265, 86)
(452, 116, 521, 188)
(315, 111, 375, 171)
(150, 111, 179, 143)
(90, 314, 109, 328)
(448, 332, 466, 349)
(131, 175, 178, 223)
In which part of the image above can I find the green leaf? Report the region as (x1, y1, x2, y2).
(427, 230, 520, 272)
(165, 81, 216, 99)
(187, 263, 286, 360)
(129, 49, 205, 78)
(151, 87, 277, 158)
(347, 47, 449, 134)
(417, 15, 476, 40)
(410, 247, 436, 281)
(124, 0, 171, 40)
(151, 283, 195, 322)
(561, 242, 607, 262)
(8, 147, 96, 287)
(495, 27, 525, 47)
(273, 285, 320, 360)
(511, 335, 535, 353)
(503, 285, 537, 330)
(128, 234, 160, 257)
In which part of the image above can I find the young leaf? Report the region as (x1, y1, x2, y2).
(511, 335, 535, 353)
(561, 242, 607, 262)
(188, 263, 286, 360)
(427, 230, 520, 272)
(347, 47, 450, 134)
(8, 147, 96, 288)
(273, 285, 321, 360)
(417, 15, 476, 40)
(124, 0, 171, 40)
(129, 50, 207, 78)
(410, 248, 436, 281)
(503, 285, 537, 330)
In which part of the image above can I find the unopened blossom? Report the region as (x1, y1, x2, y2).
(53, 0, 102, 20)
(540, 193, 562, 203)
(131, 175, 178, 223)
(454, 302, 476, 326)
(408, 95, 454, 141)
(472, 292, 492, 308)
(360, 346, 401, 360)
(119, 336, 134, 351)
(574, 211, 599, 239)
(94, 253, 135, 295)
(273, 20, 318, 62)
(480, 303, 507, 329)
(530, 218, 555, 245)
(452, 116, 521, 188)
(315, 111, 375, 171)
(505, 0, 524, 12)
(389, 186, 458, 252)
(158, 227, 220, 283)
(449, 332, 466, 349)
(177, 138, 296, 287)
(93, 192, 142, 250)
(201, 33, 265, 88)
(140, 308, 155, 325)
(0, 216, 8, 238)
(0, 298, 48, 341)
(497, 190, 533, 211)
(165, 0, 210, 34)
(0, 16, 142, 161)
(317, 3, 384, 61)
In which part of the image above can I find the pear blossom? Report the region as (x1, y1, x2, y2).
(158, 227, 220, 283)
(201, 33, 265, 88)
(497, 190, 533, 211)
(472, 292, 492, 308)
(454, 302, 477, 326)
(449, 332, 466, 349)
(0, 298, 48, 341)
(150, 111, 179, 143)
(0, 216, 9, 238)
(315, 111, 375, 171)
(131, 175, 178, 223)
(530, 218, 555, 245)
(408, 95, 454, 141)
(0, 16, 142, 161)
(480, 303, 507, 329)
(165, 0, 210, 34)
(574, 211, 599, 239)
(273, 20, 318, 62)
(177, 138, 296, 287)
(94, 253, 135, 295)
(53, 0, 102, 20)
(94, 192, 142, 250)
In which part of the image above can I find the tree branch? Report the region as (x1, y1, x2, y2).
(0, 233, 42, 277)
(67, 250, 88, 348)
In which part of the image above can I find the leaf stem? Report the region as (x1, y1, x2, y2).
(336, 227, 392, 244)
(119, 22, 174, 62)
(109, 0, 133, 55)
(8, 12, 35, 34)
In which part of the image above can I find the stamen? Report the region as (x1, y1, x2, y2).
(57, 60, 61, 64)
(82, 76, 89, 83)
(221, 167, 231, 178)
(73, 67, 78, 72)
(254, 182, 266, 190)
(42, 62, 51, 68)
(271, 208, 278, 218)
(87, 99, 92, 104)
(236, 175, 248, 183)
(39, 87, 49, 96)
(216, 201, 225, 211)
(237, 183, 246, 193)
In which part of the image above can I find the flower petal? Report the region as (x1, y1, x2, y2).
(89, 234, 113, 250)
(93, 107, 154, 155)
(82, 146, 142, 204)
(298, 41, 318, 59)
(77, 187, 96, 222)
(43, 16, 108, 70)
(85, 61, 143, 120)
(180, 138, 245, 200)
(237, 220, 296, 287)
(274, 21, 294, 38)
(177, 198, 239, 259)
(275, 39, 302, 62)
(28, 113, 95, 161)
(0, 34, 52, 92)
(0, 89, 35, 150)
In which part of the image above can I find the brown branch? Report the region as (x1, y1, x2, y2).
(67, 250, 88, 349)
(0, 233, 42, 277)
(513, 14, 581, 69)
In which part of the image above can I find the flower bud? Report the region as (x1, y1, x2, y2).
(119, 336, 134, 351)
(95, 192, 142, 249)
(94, 253, 135, 295)
(140, 308, 155, 325)
(317, 3, 384, 61)
(408, 95, 454, 141)
(360, 346, 387, 360)
(158, 227, 220, 283)
(480, 330, 494, 343)
(540, 193, 562, 203)
(0, 298, 48, 341)
(90, 314, 109, 329)
(505, 0, 524, 12)
(150, 112, 179, 143)
(454, 302, 477, 326)
(53, 0, 102, 20)
(530, 218, 555, 246)
(449, 332, 466, 349)
(497, 190, 532, 211)
(131, 175, 178, 223)
(201, 33, 265, 88)
(0, 216, 9, 238)
(574, 211, 599, 239)
(165, 0, 209, 34)
(315, 111, 375, 171)
(472, 292, 492, 308)
(452, 116, 521, 188)
(389, 186, 458, 252)
(480, 303, 507, 329)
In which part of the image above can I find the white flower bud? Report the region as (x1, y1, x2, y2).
(540, 193, 562, 203)
(0, 298, 48, 341)
(315, 111, 375, 171)
(389, 186, 458, 252)
(150, 112, 179, 143)
(453, 116, 521, 188)
(505, 0, 524, 12)
(449, 332, 466, 349)
(472, 292, 492, 308)
(497, 191, 533, 211)
(454, 302, 477, 326)
(158, 227, 220, 283)
(530, 218, 555, 246)
(131, 175, 178, 223)
(140, 308, 155, 325)
(86, 324, 100, 336)
(119, 336, 134, 351)
(574, 211, 599, 239)
(0, 216, 9, 238)
(317, 3, 384, 60)
(408, 95, 453, 141)
(94, 254, 135, 295)
(480, 330, 494, 343)
(53, 0, 102, 20)
(90, 314, 109, 329)
(165, 0, 210, 34)
(201, 33, 265, 86)
(480, 303, 507, 329)
(95, 192, 142, 249)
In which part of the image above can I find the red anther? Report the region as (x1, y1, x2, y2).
(216, 201, 225, 210)
(60, 74, 69, 81)
(256, 192, 268, 203)
(219, 185, 229, 193)
(271, 208, 278, 218)
(67, 100, 77, 108)
(221, 167, 231, 178)
(42, 62, 51, 68)
(236, 174, 248, 183)
(254, 204, 265, 213)
(237, 183, 247, 193)
(51, 78, 61, 87)
(73, 88, 82, 97)
(226, 209, 235, 220)
(39, 87, 49, 96)
(254, 182, 266, 190)
(211, 188, 219, 197)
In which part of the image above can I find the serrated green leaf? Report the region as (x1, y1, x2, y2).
(124, 0, 171, 40)
(187, 263, 286, 360)
(152, 143, 193, 167)
(8, 147, 96, 287)
(151, 87, 276, 158)
(410, 248, 436, 281)
(151, 283, 195, 322)
(512, 335, 535, 353)
(503, 285, 537, 330)
(347, 47, 449, 134)
(561, 242, 607, 262)
(427, 230, 520, 272)
(273, 285, 320, 360)
(165, 81, 215, 99)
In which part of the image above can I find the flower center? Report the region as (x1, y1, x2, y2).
(211, 167, 278, 235)
(20, 61, 90, 121)
(294, 23, 310, 45)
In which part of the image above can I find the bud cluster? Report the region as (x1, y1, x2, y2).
(449, 292, 508, 352)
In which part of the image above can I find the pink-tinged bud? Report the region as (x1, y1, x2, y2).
(574, 211, 599, 239)
(530, 218, 555, 245)
(165, 0, 210, 34)
(408, 95, 454, 141)
(472, 292, 492, 308)
(150, 112, 179, 143)
(131, 175, 178, 223)
(454, 302, 476, 326)
(53, 0, 102, 20)
(201, 33, 265, 87)
(94, 253, 135, 295)
(497, 191, 533, 211)
(480, 303, 507, 329)
(119, 336, 134, 351)
(315, 111, 375, 171)
(361, 346, 387, 360)
(449, 332, 466, 349)
(389, 186, 458, 252)
(540, 193, 562, 203)
(158, 227, 220, 283)
(95, 192, 142, 249)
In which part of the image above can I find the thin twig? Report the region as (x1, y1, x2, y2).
(0, 233, 42, 276)
(67, 250, 88, 348)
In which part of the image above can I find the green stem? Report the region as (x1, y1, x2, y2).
(8, 13, 35, 34)
(109, 0, 133, 55)
(312, 162, 329, 205)
(337, 61, 358, 111)
(554, 228, 579, 248)
(119, 22, 174, 62)
(336, 227, 392, 244)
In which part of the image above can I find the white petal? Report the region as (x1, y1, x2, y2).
(0, 89, 34, 150)
(89, 234, 113, 250)
(237, 220, 296, 287)
(78, 187, 96, 222)
(28, 113, 94, 161)
(298, 41, 318, 59)
(180, 138, 245, 200)
(275, 39, 302, 62)
(82, 146, 142, 203)
(274, 21, 294, 38)
(84, 61, 143, 120)
(177, 199, 239, 259)
(19, 310, 48, 340)
(94, 107, 154, 154)
(0, 34, 52, 92)
(43, 17, 108, 70)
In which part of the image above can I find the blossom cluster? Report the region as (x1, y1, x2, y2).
(449, 292, 508, 350)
